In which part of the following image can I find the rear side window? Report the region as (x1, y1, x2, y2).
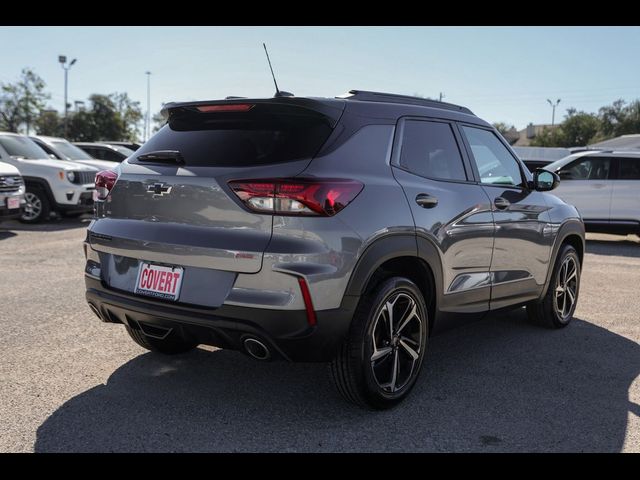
(399, 120, 467, 181)
(617, 157, 640, 180)
(562, 157, 611, 180)
(133, 104, 334, 167)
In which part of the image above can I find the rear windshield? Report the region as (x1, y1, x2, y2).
(132, 104, 334, 167)
(51, 140, 93, 160)
(0, 135, 49, 160)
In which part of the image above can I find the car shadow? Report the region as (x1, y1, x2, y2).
(586, 234, 640, 258)
(0, 215, 92, 234)
(0, 230, 17, 240)
(34, 310, 638, 452)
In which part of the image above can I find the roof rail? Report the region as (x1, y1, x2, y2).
(337, 90, 474, 115)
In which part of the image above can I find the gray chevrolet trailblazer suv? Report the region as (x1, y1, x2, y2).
(84, 90, 585, 409)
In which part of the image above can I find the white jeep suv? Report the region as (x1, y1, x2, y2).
(0, 132, 98, 223)
(545, 150, 640, 235)
(0, 160, 25, 222)
(30, 135, 120, 171)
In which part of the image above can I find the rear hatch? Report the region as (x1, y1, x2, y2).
(89, 98, 343, 302)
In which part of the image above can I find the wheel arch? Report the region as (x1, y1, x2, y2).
(344, 234, 443, 334)
(22, 177, 56, 208)
(541, 219, 586, 298)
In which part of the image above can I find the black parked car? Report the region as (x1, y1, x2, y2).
(73, 142, 135, 162)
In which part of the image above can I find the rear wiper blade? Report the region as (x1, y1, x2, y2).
(136, 150, 185, 165)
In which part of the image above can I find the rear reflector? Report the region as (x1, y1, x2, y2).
(196, 104, 254, 113)
(95, 170, 118, 200)
(228, 178, 364, 216)
(298, 277, 317, 327)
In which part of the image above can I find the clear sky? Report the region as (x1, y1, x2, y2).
(1, 26, 639, 130)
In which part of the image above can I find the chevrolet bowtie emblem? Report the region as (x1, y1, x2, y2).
(147, 183, 172, 196)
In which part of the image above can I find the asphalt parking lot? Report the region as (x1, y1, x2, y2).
(0, 217, 638, 452)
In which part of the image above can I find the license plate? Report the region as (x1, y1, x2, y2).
(135, 262, 184, 301)
(7, 197, 20, 210)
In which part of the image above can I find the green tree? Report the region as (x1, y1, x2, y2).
(492, 122, 514, 135)
(0, 68, 50, 134)
(152, 111, 166, 133)
(598, 99, 640, 139)
(531, 108, 599, 147)
(65, 93, 143, 142)
(111, 92, 143, 141)
(561, 109, 600, 146)
(35, 110, 63, 136)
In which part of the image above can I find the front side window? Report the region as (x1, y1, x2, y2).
(462, 126, 523, 187)
(561, 157, 611, 180)
(399, 120, 467, 181)
(617, 157, 640, 180)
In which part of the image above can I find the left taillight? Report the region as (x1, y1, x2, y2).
(95, 170, 118, 200)
(228, 178, 364, 217)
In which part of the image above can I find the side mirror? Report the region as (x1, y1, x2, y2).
(558, 170, 572, 180)
(49, 153, 58, 159)
(533, 169, 560, 192)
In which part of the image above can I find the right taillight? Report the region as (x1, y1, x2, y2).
(228, 178, 364, 216)
(95, 170, 118, 200)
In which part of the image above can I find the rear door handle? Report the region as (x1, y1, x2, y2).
(415, 193, 438, 209)
(494, 197, 510, 210)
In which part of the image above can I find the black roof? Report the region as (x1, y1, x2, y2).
(337, 90, 474, 115)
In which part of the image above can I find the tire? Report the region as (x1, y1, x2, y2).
(527, 244, 581, 329)
(330, 276, 429, 410)
(125, 325, 198, 355)
(19, 187, 51, 224)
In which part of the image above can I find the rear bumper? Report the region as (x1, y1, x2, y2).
(85, 275, 358, 362)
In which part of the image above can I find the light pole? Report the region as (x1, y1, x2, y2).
(547, 98, 561, 126)
(145, 71, 151, 142)
(58, 55, 77, 137)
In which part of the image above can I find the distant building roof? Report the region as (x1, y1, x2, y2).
(512, 123, 556, 146)
(589, 134, 640, 150)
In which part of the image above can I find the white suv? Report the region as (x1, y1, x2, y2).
(545, 150, 640, 235)
(30, 136, 120, 171)
(0, 132, 98, 223)
(0, 160, 25, 222)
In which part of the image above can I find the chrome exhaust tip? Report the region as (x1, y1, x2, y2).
(243, 337, 271, 361)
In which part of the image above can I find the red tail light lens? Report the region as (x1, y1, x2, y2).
(196, 104, 254, 113)
(228, 178, 364, 216)
(95, 170, 118, 200)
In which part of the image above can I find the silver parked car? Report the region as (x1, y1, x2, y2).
(545, 150, 640, 235)
(84, 90, 585, 409)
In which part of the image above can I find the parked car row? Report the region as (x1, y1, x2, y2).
(0, 132, 136, 223)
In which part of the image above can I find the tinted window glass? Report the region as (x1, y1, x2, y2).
(462, 126, 523, 186)
(101, 149, 124, 162)
(0, 135, 49, 160)
(562, 157, 611, 180)
(617, 157, 640, 180)
(133, 106, 333, 167)
(399, 121, 467, 181)
(51, 141, 93, 160)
